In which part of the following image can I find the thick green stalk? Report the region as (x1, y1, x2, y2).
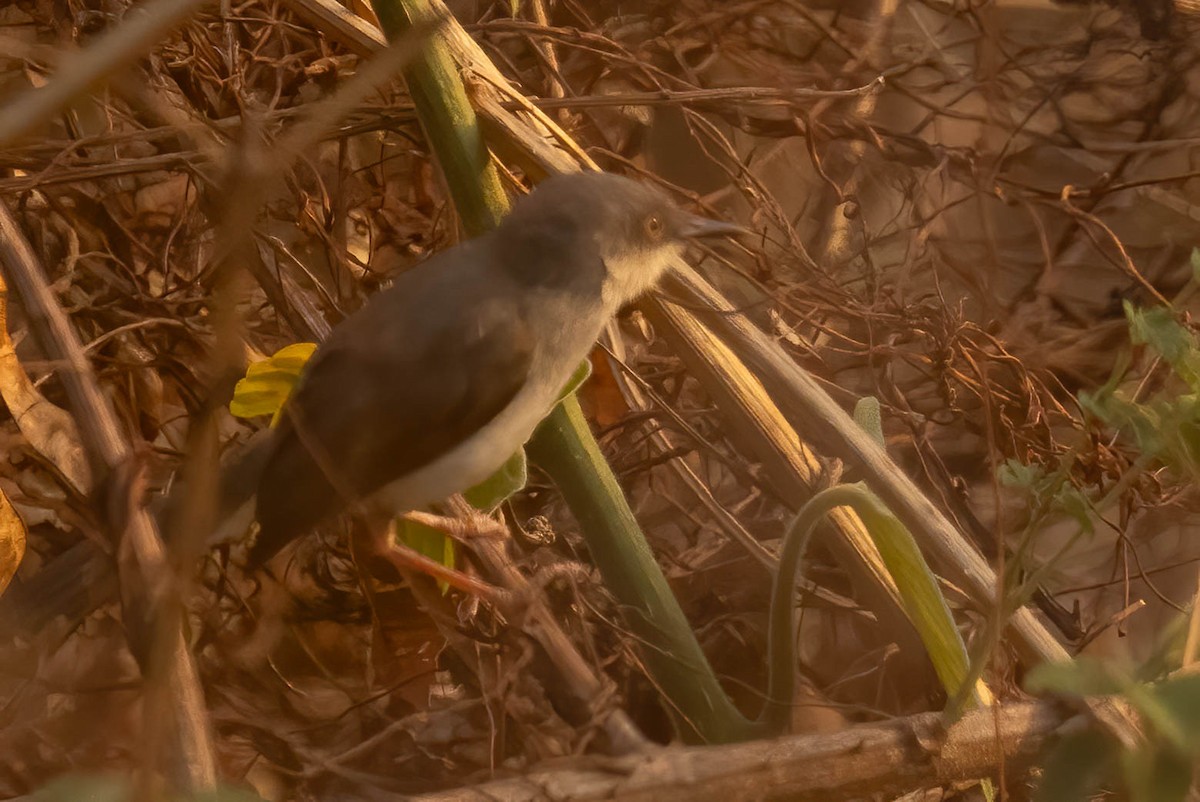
(372, 0, 507, 236)
(528, 396, 759, 742)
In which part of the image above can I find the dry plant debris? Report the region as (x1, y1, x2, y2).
(1, 0, 1200, 799)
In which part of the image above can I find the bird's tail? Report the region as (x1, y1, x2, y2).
(158, 428, 275, 547)
(215, 430, 273, 520)
(198, 425, 274, 545)
(0, 431, 275, 636)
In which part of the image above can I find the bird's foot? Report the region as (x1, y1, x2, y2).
(351, 510, 511, 605)
(378, 538, 508, 604)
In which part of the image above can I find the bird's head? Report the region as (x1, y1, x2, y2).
(497, 171, 745, 310)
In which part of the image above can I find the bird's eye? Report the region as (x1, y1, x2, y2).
(644, 214, 665, 239)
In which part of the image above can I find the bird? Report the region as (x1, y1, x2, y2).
(0, 170, 744, 635)
(215, 170, 745, 566)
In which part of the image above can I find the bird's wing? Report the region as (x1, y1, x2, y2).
(251, 262, 535, 562)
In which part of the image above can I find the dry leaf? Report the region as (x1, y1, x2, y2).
(0, 275, 91, 493)
(0, 483, 25, 594)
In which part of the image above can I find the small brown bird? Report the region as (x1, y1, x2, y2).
(224, 170, 744, 564)
(0, 172, 743, 632)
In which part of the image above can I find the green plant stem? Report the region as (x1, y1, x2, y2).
(762, 484, 860, 730)
(528, 395, 760, 742)
(372, 0, 507, 236)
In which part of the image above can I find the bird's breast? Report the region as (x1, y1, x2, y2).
(374, 292, 606, 512)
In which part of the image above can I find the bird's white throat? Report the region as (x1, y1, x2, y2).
(600, 243, 682, 312)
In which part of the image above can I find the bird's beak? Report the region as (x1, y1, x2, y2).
(677, 213, 750, 240)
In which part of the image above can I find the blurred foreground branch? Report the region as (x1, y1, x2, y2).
(0, 201, 216, 791)
(412, 700, 1070, 802)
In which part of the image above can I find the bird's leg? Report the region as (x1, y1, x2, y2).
(398, 497, 526, 614)
(352, 507, 509, 604)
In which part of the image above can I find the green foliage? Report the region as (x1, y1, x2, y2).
(396, 359, 583, 586)
(998, 459, 1092, 536)
(1028, 661, 1200, 802)
(463, 448, 528, 513)
(852, 400, 962, 674)
(556, 358, 592, 404)
(403, 447, 526, 593)
(1124, 301, 1200, 385)
(1027, 656, 1132, 698)
(849, 402, 995, 798)
(769, 483, 994, 798)
(1078, 302, 1200, 480)
(30, 775, 131, 802)
(1017, 289, 1200, 799)
(1032, 729, 1116, 802)
(395, 516, 458, 591)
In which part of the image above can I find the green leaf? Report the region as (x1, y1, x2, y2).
(1191, 248, 1200, 284)
(851, 488, 973, 704)
(27, 775, 264, 802)
(451, 359, 582, 516)
(1033, 730, 1117, 802)
(1030, 663, 1200, 756)
(1125, 302, 1191, 366)
(996, 459, 1092, 537)
(397, 518, 457, 594)
(853, 396, 884, 446)
(1080, 389, 1167, 461)
(997, 458, 1042, 491)
(1150, 673, 1200, 749)
(1055, 483, 1094, 537)
(464, 449, 527, 512)
(1123, 744, 1192, 802)
(1025, 656, 1132, 698)
(1123, 302, 1200, 389)
(229, 342, 318, 424)
(556, 358, 592, 404)
(1123, 679, 1193, 754)
(1027, 662, 1200, 802)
